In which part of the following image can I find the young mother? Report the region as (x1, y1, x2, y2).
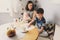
(23, 1, 36, 22)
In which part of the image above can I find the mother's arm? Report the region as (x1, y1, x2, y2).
(28, 11, 36, 26)
(23, 12, 31, 21)
(32, 10, 36, 20)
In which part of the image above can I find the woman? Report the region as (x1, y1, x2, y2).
(23, 1, 35, 22)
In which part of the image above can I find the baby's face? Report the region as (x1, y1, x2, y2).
(36, 13, 43, 19)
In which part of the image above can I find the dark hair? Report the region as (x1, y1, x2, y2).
(36, 8, 44, 14)
(25, 1, 34, 11)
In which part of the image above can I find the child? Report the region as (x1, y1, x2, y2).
(28, 8, 46, 33)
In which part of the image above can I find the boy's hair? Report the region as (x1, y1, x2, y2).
(36, 8, 44, 14)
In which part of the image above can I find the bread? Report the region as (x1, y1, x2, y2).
(7, 29, 16, 37)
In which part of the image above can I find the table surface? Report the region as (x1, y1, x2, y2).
(0, 21, 39, 40)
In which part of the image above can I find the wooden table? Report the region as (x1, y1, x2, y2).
(0, 21, 39, 40)
(21, 26, 39, 40)
(15, 21, 39, 40)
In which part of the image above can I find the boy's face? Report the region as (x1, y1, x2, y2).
(36, 13, 43, 19)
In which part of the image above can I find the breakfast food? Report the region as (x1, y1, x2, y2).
(7, 29, 16, 37)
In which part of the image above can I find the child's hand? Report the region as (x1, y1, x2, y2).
(27, 23, 31, 27)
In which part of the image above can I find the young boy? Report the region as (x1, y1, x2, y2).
(28, 8, 46, 33)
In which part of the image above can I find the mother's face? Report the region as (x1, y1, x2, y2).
(28, 3, 33, 10)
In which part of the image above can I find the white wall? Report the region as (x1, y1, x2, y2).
(0, 13, 13, 25)
(0, 0, 17, 25)
(0, 0, 12, 13)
